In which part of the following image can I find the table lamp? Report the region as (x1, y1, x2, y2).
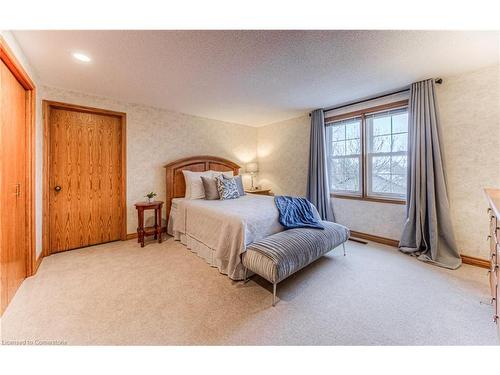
(245, 162, 259, 190)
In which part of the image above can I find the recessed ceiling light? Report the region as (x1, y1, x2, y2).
(72, 52, 91, 63)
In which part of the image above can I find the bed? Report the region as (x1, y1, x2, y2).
(164, 155, 289, 280)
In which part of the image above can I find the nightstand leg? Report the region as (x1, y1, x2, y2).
(157, 207, 162, 243)
(138, 208, 145, 247)
(154, 208, 158, 240)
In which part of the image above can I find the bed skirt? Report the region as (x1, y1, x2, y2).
(172, 230, 246, 280)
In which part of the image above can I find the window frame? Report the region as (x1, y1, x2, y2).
(324, 100, 409, 205)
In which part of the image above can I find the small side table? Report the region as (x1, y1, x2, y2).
(134, 201, 163, 247)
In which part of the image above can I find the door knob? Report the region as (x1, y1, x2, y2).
(54, 185, 62, 192)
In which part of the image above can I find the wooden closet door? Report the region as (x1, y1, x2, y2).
(49, 108, 123, 253)
(0, 59, 27, 313)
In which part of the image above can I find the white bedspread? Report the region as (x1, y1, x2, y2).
(172, 194, 284, 279)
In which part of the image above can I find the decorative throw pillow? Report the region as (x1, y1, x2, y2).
(201, 176, 220, 200)
(182, 170, 212, 199)
(223, 174, 245, 196)
(215, 175, 240, 200)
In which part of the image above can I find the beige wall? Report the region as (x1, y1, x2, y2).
(257, 64, 500, 259)
(437, 65, 500, 258)
(42, 86, 258, 234)
(257, 115, 310, 196)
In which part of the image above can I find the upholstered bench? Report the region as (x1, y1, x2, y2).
(242, 221, 350, 306)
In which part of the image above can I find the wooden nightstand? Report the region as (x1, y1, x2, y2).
(245, 188, 273, 196)
(134, 201, 163, 247)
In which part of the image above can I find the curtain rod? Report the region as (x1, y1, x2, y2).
(309, 78, 443, 116)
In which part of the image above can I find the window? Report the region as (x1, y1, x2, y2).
(326, 117, 362, 195)
(325, 102, 409, 203)
(366, 108, 408, 198)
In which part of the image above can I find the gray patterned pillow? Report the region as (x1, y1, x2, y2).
(223, 174, 245, 196)
(215, 175, 240, 200)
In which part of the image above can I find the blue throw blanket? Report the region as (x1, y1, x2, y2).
(274, 196, 324, 230)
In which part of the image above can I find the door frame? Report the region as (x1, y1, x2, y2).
(42, 100, 127, 256)
(0, 36, 37, 276)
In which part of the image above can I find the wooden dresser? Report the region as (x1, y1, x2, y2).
(485, 188, 500, 334)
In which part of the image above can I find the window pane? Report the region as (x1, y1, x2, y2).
(345, 139, 360, 155)
(330, 158, 344, 190)
(344, 157, 359, 191)
(372, 135, 391, 153)
(391, 133, 407, 152)
(331, 157, 359, 192)
(391, 174, 407, 195)
(392, 155, 407, 174)
(372, 155, 391, 175)
(331, 124, 345, 141)
(392, 113, 408, 134)
(371, 156, 391, 194)
(332, 141, 345, 156)
(330, 158, 346, 191)
(372, 116, 391, 136)
(345, 121, 360, 139)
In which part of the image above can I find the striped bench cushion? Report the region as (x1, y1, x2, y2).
(242, 221, 349, 283)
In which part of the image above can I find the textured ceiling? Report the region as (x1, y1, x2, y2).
(12, 30, 499, 126)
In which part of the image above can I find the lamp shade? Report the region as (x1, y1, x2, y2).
(246, 162, 259, 173)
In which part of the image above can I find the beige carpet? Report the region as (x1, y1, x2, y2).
(1, 236, 498, 345)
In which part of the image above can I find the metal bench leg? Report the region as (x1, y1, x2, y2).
(342, 243, 346, 256)
(272, 283, 277, 307)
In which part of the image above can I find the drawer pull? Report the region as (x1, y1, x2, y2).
(487, 235, 492, 241)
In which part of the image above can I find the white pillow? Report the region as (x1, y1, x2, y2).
(210, 170, 234, 178)
(182, 170, 213, 199)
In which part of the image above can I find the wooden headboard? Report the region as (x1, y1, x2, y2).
(164, 155, 241, 226)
